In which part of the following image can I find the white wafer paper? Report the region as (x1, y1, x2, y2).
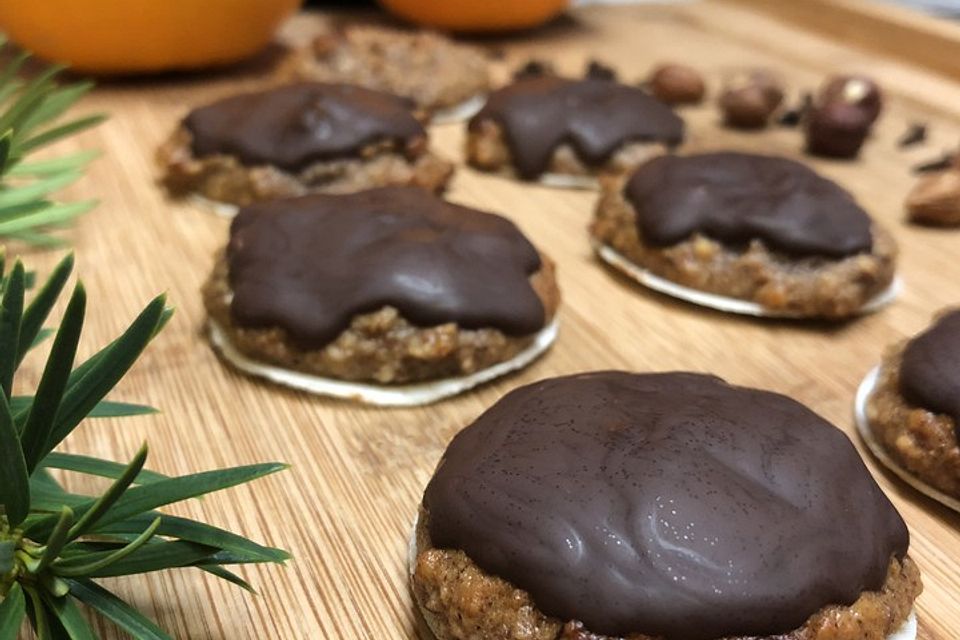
(595, 242, 900, 318)
(190, 194, 239, 218)
(538, 173, 600, 190)
(208, 317, 558, 407)
(431, 94, 486, 125)
(855, 366, 960, 514)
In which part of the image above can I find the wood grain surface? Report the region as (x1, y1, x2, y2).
(719, 0, 960, 80)
(11, 2, 960, 638)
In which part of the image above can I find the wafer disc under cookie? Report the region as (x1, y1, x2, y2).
(596, 242, 901, 318)
(190, 194, 240, 218)
(406, 513, 917, 640)
(538, 173, 600, 190)
(208, 318, 558, 407)
(431, 94, 486, 125)
(855, 366, 960, 514)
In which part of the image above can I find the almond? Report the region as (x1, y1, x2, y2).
(906, 169, 960, 226)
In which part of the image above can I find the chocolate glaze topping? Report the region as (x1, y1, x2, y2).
(424, 372, 908, 639)
(625, 152, 874, 257)
(227, 187, 545, 349)
(184, 83, 424, 172)
(470, 77, 684, 179)
(900, 309, 960, 439)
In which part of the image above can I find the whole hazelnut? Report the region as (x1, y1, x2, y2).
(818, 74, 883, 123)
(647, 64, 705, 105)
(718, 70, 784, 129)
(805, 101, 871, 159)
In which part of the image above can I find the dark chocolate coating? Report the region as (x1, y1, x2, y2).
(227, 187, 546, 349)
(624, 152, 874, 257)
(900, 309, 960, 439)
(470, 77, 684, 179)
(184, 83, 424, 172)
(424, 371, 909, 639)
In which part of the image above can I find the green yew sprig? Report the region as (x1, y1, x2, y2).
(0, 254, 289, 639)
(0, 38, 105, 247)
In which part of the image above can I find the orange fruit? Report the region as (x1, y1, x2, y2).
(378, 0, 570, 33)
(0, 0, 302, 75)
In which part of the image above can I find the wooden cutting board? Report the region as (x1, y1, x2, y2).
(14, 1, 960, 638)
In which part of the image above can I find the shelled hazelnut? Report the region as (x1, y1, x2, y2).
(718, 69, 784, 129)
(647, 64, 705, 105)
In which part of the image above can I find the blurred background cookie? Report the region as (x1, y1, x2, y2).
(467, 76, 683, 188)
(158, 83, 453, 211)
(284, 24, 491, 122)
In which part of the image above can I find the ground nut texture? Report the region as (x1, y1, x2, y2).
(202, 253, 559, 385)
(412, 510, 921, 640)
(158, 127, 453, 207)
(284, 25, 490, 114)
(591, 176, 897, 318)
(867, 344, 960, 498)
(466, 119, 668, 181)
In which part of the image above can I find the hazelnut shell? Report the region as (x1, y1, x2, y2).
(819, 74, 883, 123)
(805, 101, 872, 159)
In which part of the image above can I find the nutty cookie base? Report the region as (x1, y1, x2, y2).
(866, 344, 960, 500)
(411, 509, 922, 640)
(466, 119, 668, 184)
(202, 253, 559, 386)
(158, 127, 454, 208)
(591, 176, 897, 318)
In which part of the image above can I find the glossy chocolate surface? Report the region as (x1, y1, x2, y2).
(900, 309, 960, 438)
(424, 371, 908, 638)
(227, 187, 545, 348)
(470, 77, 684, 179)
(625, 152, 874, 257)
(185, 83, 423, 172)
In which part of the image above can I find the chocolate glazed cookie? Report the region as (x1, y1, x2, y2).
(203, 187, 560, 393)
(414, 372, 921, 640)
(467, 77, 684, 182)
(866, 309, 960, 499)
(591, 152, 897, 318)
(158, 83, 453, 206)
